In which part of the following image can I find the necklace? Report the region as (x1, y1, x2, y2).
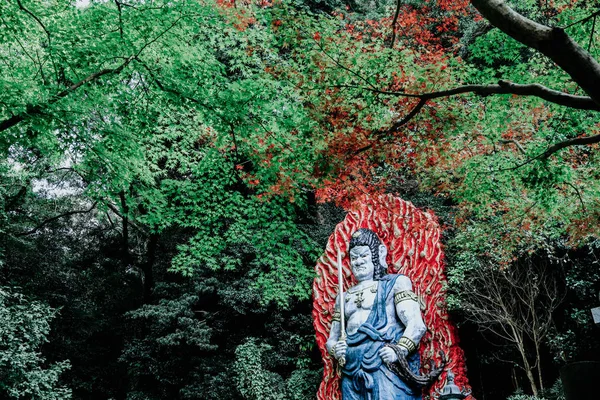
(347, 282, 377, 294)
(346, 283, 378, 308)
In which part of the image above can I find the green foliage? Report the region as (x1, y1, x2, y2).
(546, 242, 600, 363)
(507, 393, 544, 400)
(234, 338, 320, 400)
(120, 281, 217, 400)
(235, 339, 287, 400)
(0, 288, 71, 399)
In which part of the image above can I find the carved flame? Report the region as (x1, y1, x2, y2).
(312, 194, 472, 399)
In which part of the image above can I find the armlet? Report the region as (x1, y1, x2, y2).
(394, 290, 418, 305)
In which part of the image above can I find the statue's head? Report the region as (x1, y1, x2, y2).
(348, 228, 388, 281)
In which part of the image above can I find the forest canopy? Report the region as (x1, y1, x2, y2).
(1, 0, 600, 399)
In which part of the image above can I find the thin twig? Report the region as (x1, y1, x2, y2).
(115, 0, 124, 39)
(563, 8, 600, 29)
(588, 15, 597, 52)
(16, 0, 51, 45)
(499, 139, 526, 155)
(566, 181, 586, 211)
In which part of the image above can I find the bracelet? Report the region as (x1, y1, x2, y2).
(394, 290, 418, 305)
(331, 311, 341, 322)
(397, 336, 418, 354)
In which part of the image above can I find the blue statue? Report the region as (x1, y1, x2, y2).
(326, 228, 427, 400)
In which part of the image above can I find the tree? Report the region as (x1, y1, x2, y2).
(2, 0, 600, 397)
(258, 0, 600, 262)
(0, 0, 321, 305)
(448, 258, 564, 396)
(1, 3, 329, 398)
(380, 0, 600, 152)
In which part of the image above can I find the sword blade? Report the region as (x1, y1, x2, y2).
(337, 250, 346, 343)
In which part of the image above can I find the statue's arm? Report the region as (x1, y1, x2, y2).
(393, 275, 426, 355)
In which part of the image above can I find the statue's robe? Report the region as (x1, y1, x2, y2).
(341, 274, 421, 400)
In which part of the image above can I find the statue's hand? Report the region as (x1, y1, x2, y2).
(334, 341, 347, 360)
(379, 345, 405, 364)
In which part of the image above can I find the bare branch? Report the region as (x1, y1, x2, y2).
(16, 201, 98, 237)
(500, 139, 526, 155)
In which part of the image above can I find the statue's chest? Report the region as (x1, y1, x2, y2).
(345, 283, 378, 315)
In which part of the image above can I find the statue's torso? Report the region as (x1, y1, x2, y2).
(344, 280, 399, 336)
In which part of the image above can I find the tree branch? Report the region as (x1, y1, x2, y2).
(0, 57, 133, 133)
(336, 80, 599, 110)
(587, 15, 596, 52)
(0, 13, 183, 134)
(500, 139, 526, 155)
(389, 0, 402, 48)
(386, 98, 427, 134)
(115, 0, 124, 39)
(16, 201, 98, 237)
(351, 78, 600, 156)
(564, 8, 600, 29)
(16, 0, 51, 45)
(106, 201, 148, 236)
(471, 0, 600, 105)
(540, 133, 600, 159)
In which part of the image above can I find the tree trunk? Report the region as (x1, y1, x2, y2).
(534, 336, 544, 392)
(119, 190, 130, 263)
(524, 365, 539, 398)
(141, 233, 159, 303)
(511, 325, 539, 396)
(518, 340, 539, 397)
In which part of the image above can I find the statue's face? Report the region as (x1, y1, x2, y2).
(349, 245, 375, 282)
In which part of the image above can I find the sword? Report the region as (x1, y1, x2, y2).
(337, 249, 346, 367)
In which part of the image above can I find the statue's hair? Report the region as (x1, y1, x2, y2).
(348, 228, 388, 280)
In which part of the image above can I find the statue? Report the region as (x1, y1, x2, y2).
(313, 194, 472, 400)
(326, 228, 426, 400)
